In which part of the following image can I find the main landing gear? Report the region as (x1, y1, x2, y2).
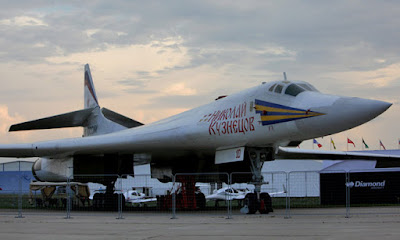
(92, 179, 125, 210)
(240, 147, 274, 214)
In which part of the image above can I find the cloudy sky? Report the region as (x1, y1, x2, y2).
(1, 1, 400, 162)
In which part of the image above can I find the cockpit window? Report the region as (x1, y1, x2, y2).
(268, 81, 319, 96)
(269, 84, 276, 92)
(274, 84, 283, 93)
(285, 84, 305, 96)
(298, 83, 312, 91)
(298, 83, 319, 92)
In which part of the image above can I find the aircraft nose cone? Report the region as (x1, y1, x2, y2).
(294, 94, 391, 138)
(332, 97, 392, 126)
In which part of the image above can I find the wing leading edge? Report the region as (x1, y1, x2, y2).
(277, 147, 400, 161)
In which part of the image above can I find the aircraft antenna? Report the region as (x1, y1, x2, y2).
(283, 72, 287, 81)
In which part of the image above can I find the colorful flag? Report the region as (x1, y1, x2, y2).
(330, 138, 336, 150)
(313, 139, 322, 148)
(347, 138, 355, 147)
(362, 138, 369, 149)
(380, 140, 386, 150)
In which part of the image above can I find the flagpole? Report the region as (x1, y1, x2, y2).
(362, 138, 364, 151)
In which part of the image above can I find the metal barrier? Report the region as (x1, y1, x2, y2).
(0, 189, 18, 214)
(173, 173, 230, 219)
(119, 174, 173, 218)
(288, 170, 348, 217)
(66, 174, 121, 219)
(1, 169, 399, 219)
(347, 169, 400, 216)
(231, 171, 288, 216)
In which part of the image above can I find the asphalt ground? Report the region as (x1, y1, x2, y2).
(0, 208, 400, 240)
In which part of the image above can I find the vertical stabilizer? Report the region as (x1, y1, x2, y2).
(83, 64, 103, 136)
(82, 64, 128, 137)
(84, 64, 99, 109)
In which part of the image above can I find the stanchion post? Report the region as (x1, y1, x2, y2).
(227, 173, 232, 219)
(345, 172, 350, 218)
(65, 176, 72, 219)
(15, 175, 24, 218)
(117, 175, 124, 219)
(171, 174, 177, 219)
(285, 172, 291, 219)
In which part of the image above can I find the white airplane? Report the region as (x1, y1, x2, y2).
(123, 189, 157, 206)
(207, 186, 286, 202)
(206, 186, 286, 213)
(0, 64, 398, 213)
(206, 187, 252, 201)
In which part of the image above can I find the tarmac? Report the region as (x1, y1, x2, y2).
(0, 208, 400, 240)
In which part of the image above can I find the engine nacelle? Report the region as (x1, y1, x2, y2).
(32, 157, 73, 182)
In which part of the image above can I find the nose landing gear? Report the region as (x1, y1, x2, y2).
(240, 147, 274, 214)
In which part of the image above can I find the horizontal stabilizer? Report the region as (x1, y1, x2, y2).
(102, 108, 144, 128)
(9, 108, 95, 132)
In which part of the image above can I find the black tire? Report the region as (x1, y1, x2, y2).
(93, 193, 101, 209)
(237, 200, 243, 208)
(104, 194, 111, 210)
(110, 193, 119, 210)
(259, 193, 273, 214)
(157, 196, 164, 210)
(244, 193, 258, 214)
(195, 192, 206, 210)
(99, 193, 106, 209)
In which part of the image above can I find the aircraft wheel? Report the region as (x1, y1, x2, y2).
(111, 193, 119, 210)
(237, 200, 243, 208)
(103, 194, 110, 210)
(99, 193, 106, 209)
(195, 192, 206, 210)
(157, 196, 164, 210)
(93, 193, 101, 209)
(259, 193, 272, 214)
(244, 193, 258, 214)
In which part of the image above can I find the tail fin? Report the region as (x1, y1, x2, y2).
(84, 64, 99, 109)
(82, 64, 136, 137)
(83, 64, 105, 136)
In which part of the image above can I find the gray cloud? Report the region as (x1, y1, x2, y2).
(2, 0, 399, 76)
(116, 71, 158, 94)
(1, 1, 400, 130)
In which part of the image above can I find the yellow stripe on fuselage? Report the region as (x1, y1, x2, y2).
(255, 105, 324, 117)
(255, 105, 304, 114)
(260, 115, 311, 121)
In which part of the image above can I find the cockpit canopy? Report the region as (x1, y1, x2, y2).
(268, 81, 319, 97)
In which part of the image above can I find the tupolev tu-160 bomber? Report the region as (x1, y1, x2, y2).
(1, 64, 399, 214)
